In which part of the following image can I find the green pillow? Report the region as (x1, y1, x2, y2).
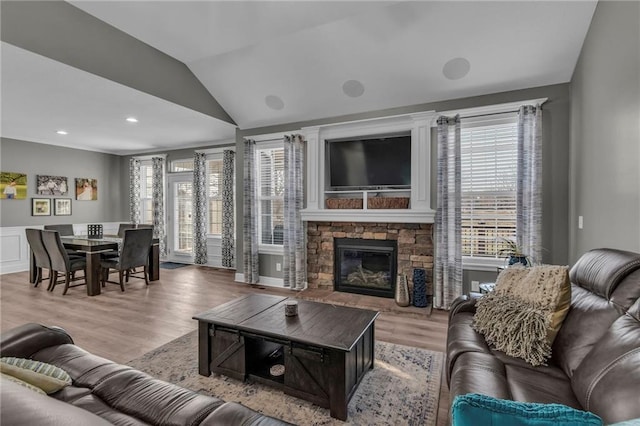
(1, 372, 47, 395)
(451, 394, 603, 426)
(0, 357, 72, 394)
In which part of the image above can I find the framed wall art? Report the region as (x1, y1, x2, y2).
(54, 198, 72, 216)
(36, 175, 69, 196)
(32, 198, 51, 216)
(0, 172, 27, 199)
(76, 178, 97, 201)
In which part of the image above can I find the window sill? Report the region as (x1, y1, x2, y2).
(463, 257, 505, 272)
(259, 245, 284, 256)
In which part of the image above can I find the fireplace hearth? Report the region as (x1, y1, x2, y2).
(334, 238, 397, 298)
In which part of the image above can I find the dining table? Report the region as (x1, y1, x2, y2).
(29, 235, 160, 296)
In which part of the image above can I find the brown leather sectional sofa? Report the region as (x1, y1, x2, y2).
(446, 248, 640, 424)
(0, 323, 290, 426)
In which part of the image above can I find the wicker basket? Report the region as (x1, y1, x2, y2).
(326, 198, 363, 209)
(367, 197, 410, 209)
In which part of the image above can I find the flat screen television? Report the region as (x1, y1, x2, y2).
(328, 134, 411, 189)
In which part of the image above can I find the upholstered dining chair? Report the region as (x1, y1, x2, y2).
(41, 230, 87, 295)
(100, 228, 153, 291)
(43, 224, 74, 236)
(25, 229, 51, 288)
(117, 223, 136, 238)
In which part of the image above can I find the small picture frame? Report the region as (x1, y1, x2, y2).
(32, 198, 51, 216)
(54, 198, 72, 216)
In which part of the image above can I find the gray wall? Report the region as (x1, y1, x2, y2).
(569, 1, 640, 262)
(0, 137, 125, 226)
(236, 83, 572, 284)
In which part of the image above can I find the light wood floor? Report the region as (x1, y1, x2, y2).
(0, 266, 450, 425)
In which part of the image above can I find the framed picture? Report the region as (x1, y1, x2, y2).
(75, 178, 97, 201)
(0, 172, 27, 200)
(54, 198, 72, 216)
(36, 175, 69, 196)
(32, 198, 51, 216)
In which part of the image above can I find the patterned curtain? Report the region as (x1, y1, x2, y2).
(283, 134, 306, 290)
(221, 150, 235, 268)
(435, 115, 462, 309)
(517, 105, 543, 264)
(243, 139, 259, 283)
(151, 157, 167, 257)
(193, 152, 208, 264)
(129, 158, 141, 225)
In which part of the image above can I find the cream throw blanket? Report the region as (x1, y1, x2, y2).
(473, 265, 571, 366)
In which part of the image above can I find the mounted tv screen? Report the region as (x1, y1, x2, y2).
(328, 135, 411, 189)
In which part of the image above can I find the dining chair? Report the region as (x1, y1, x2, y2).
(117, 223, 136, 238)
(43, 224, 75, 236)
(100, 228, 153, 291)
(25, 229, 51, 288)
(43, 224, 83, 257)
(41, 230, 87, 295)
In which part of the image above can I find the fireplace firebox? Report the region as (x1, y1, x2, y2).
(334, 238, 397, 298)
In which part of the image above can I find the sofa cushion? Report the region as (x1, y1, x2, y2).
(201, 401, 294, 426)
(72, 394, 149, 426)
(93, 369, 224, 426)
(446, 311, 492, 384)
(473, 265, 570, 366)
(0, 378, 112, 426)
(0, 357, 72, 394)
(552, 285, 623, 377)
(569, 248, 640, 300)
(570, 299, 640, 425)
(504, 364, 582, 409)
(449, 352, 511, 400)
(451, 393, 602, 426)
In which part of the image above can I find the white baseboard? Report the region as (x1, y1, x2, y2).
(234, 273, 285, 288)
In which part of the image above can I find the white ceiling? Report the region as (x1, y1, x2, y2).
(1, 1, 597, 155)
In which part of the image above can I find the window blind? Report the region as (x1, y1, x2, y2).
(461, 121, 517, 258)
(256, 147, 285, 246)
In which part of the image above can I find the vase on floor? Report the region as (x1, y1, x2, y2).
(412, 268, 428, 308)
(395, 274, 410, 307)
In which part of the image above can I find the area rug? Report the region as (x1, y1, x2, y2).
(128, 330, 443, 426)
(159, 262, 190, 269)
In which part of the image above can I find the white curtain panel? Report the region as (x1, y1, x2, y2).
(243, 139, 259, 283)
(435, 115, 463, 309)
(517, 105, 543, 264)
(192, 152, 208, 264)
(129, 158, 141, 225)
(151, 157, 167, 257)
(221, 150, 235, 268)
(283, 134, 306, 290)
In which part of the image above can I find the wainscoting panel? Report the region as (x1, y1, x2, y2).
(0, 227, 30, 274)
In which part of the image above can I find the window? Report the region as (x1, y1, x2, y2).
(172, 159, 194, 172)
(256, 146, 284, 248)
(140, 161, 153, 225)
(207, 159, 224, 235)
(461, 117, 517, 260)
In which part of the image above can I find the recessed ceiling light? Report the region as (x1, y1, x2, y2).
(265, 95, 285, 111)
(443, 57, 471, 80)
(56, 130, 68, 135)
(126, 117, 139, 123)
(342, 80, 365, 98)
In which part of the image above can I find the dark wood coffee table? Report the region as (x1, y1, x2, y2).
(193, 293, 379, 420)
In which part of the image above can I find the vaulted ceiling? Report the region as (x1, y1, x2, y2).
(1, 1, 597, 155)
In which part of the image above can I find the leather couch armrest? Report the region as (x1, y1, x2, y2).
(0, 323, 73, 358)
(449, 294, 480, 320)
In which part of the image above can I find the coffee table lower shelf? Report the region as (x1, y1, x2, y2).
(197, 322, 375, 420)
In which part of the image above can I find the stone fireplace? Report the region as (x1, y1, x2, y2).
(306, 222, 433, 300)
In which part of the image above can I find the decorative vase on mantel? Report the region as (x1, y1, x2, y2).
(395, 274, 410, 307)
(412, 268, 428, 308)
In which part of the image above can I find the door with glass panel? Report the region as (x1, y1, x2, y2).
(167, 173, 194, 263)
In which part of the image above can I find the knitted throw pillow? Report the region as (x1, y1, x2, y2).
(0, 357, 72, 394)
(472, 265, 571, 366)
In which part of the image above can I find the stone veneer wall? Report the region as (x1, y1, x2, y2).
(306, 222, 434, 297)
